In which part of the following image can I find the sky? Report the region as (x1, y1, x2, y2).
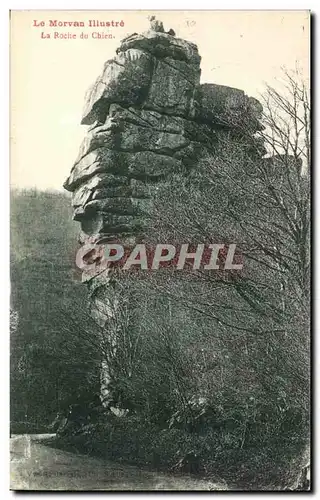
(10, 10, 310, 191)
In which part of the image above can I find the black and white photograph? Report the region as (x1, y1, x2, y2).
(9, 9, 311, 491)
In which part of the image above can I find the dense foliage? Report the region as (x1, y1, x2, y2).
(10, 189, 100, 430)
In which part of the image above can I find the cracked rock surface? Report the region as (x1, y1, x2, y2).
(64, 21, 265, 407)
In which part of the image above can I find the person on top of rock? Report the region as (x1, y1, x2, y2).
(149, 16, 165, 32)
(148, 16, 176, 36)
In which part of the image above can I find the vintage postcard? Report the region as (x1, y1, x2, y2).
(10, 10, 310, 491)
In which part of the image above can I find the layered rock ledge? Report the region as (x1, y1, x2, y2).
(64, 24, 263, 245)
(64, 19, 265, 407)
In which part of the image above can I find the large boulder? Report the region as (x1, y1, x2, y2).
(81, 49, 153, 125)
(65, 28, 264, 240)
(144, 58, 198, 117)
(81, 29, 201, 126)
(65, 148, 183, 193)
(117, 31, 201, 66)
(64, 20, 267, 412)
(64, 149, 126, 191)
(195, 83, 263, 131)
(74, 119, 190, 163)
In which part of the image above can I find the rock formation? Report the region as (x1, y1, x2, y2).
(64, 18, 264, 407)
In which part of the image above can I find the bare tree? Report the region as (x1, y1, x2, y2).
(132, 68, 311, 461)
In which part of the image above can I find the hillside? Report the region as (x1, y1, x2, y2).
(10, 189, 97, 429)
